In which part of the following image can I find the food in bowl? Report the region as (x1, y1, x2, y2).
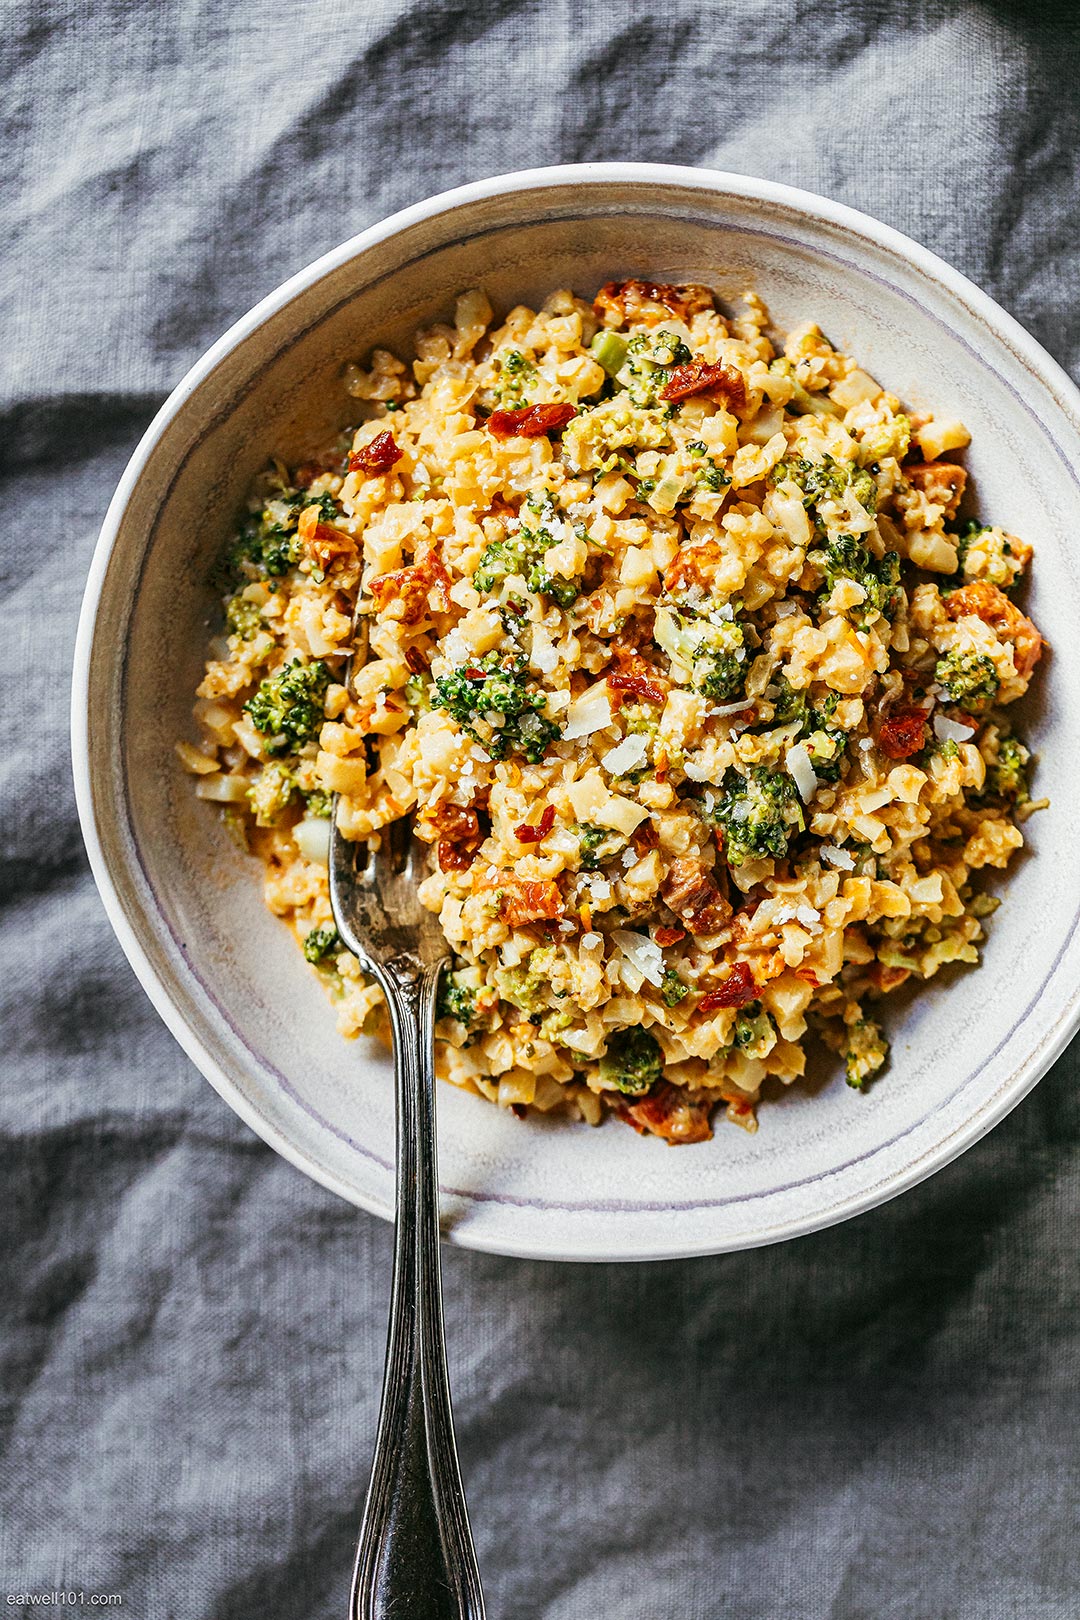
(179, 277, 1044, 1143)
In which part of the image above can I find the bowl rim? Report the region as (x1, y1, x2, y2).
(72, 161, 1080, 1261)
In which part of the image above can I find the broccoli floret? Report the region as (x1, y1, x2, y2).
(472, 503, 580, 609)
(303, 925, 340, 965)
(768, 682, 847, 781)
(685, 440, 731, 495)
(654, 605, 746, 702)
(598, 1026, 665, 1094)
(804, 726, 847, 782)
(224, 488, 309, 581)
(661, 969, 689, 1007)
(494, 348, 537, 406)
(982, 734, 1030, 802)
(495, 965, 550, 1015)
(809, 532, 900, 624)
(955, 522, 1026, 589)
(244, 658, 331, 756)
(712, 765, 804, 868)
(772, 452, 877, 516)
(404, 673, 433, 715)
(573, 823, 615, 870)
(432, 650, 558, 763)
(437, 973, 476, 1027)
(732, 1003, 777, 1060)
(856, 413, 911, 465)
(248, 762, 297, 826)
(934, 649, 1000, 712)
(617, 329, 692, 406)
(768, 359, 845, 421)
(302, 786, 333, 818)
(843, 1017, 888, 1090)
(226, 592, 264, 640)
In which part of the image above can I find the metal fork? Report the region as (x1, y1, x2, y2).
(330, 795, 485, 1619)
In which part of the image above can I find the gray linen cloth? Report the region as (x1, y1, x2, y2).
(3, 3, 1080, 1616)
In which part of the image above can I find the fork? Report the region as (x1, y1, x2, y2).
(330, 804, 485, 1620)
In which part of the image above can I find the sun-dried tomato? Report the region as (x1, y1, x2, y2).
(404, 645, 429, 675)
(697, 961, 757, 1013)
(514, 804, 555, 844)
(486, 403, 577, 440)
(368, 546, 451, 624)
(437, 839, 474, 873)
(633, 820, 660, 855)
(877, 706, 927, 761)
(616, 1082, 712, 1144)
(347, 430, 402, 476)
(496, 877, 563, 927)
(420, 800, 483, 873)
(660, 359, 747, 411)
(594, 280, 715, 326)
(653, 925, 685, 947)
(664, 538, 726, 593)
(608, 671, 666, 704)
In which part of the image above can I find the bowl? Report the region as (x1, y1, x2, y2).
(72, 163, 1080, 1261)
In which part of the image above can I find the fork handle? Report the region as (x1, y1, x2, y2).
(350, 960, 485, 1620)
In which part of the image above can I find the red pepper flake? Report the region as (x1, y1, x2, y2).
(404, 645, 429, 675)
(486, 402, 577, 440)
(877, 706, 927, 761)
(654, 926, 685, 947)
(608, 671, 666, 704)
(347, 430, 402, 475)
(514, 804, 555, 844)
(660, 360, 747, 411)
(697, 961, 757, 1013)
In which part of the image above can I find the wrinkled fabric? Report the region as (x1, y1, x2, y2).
(3, 3, 1080, 1616)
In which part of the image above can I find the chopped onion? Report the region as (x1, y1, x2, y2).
(785, 741, 820, 804)
(562, 684, 612, 741)
(611, 930, 665, 988)
(294, 817, 331, 867)
(195, 773, 249, 803)
(601, 733, 648, 775)
(820, 843, 855, 870)
(933, 712, 975, 744)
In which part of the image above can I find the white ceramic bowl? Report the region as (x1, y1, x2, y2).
(73, 163, 1080, 1261)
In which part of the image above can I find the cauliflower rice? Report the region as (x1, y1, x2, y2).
(181, 277, 1045, 1145)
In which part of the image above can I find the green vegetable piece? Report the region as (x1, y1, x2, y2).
(573, 823, 612, 870)
(982, 733, 1030, 802)
(654, 605, 746, 702)
(808, 531, 900, 624)
(432, 650, 558, 763)
(598, 1027, 665, 1095)
(437, 974, 476, 1027)
(472, 502, 581, 609)
(248, 762, 297, 827)
(303, 925, 340, 965)
(226, 593, 264, 640)
(711, 765, 804, 869)
(590, 331, 629, 377)
(844, 1017, 888, 1090)
(934, 649, 1000, 712)
(661, 969, 688, 1007)
(244, 658, 331, 757)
